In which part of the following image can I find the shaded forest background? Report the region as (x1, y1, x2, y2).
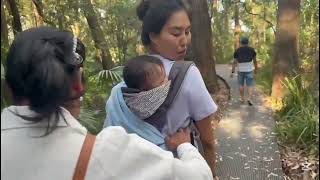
(1, 0, 319, 161)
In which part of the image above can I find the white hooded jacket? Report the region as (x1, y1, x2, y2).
(1, 106, 213, 180)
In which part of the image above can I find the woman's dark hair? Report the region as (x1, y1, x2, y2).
(76, 38, 86, 67)
(137, 0, 190, 46)
(5, 26, 86, 135)
(123, 55, 163, 90)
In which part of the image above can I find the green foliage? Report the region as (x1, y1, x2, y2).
(2, 0, 319, 156)
(300, 0, 319, 72)
(93, 66, 123, 87)
(211, 1, 234, 64)
(275, 76, 319, 157)
(79, 107, 105, 135)
(255, 60, 272, 95)
(80, 61, 123, 133)
(213, 1, 277, 64)
(96, 0, 141, 65)
(254, 39, 274, 95)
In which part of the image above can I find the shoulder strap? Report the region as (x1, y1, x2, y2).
(73, 133, 96, 180)
(145, 61, 194, 131)
(165, 61, 194, 108)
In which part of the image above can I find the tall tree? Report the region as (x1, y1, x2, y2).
(186, 0, 219, 93)
(234, 2, 241, 50)
(32, 0, 44, 26)
(210, 0, 219, 63)
(1, 0, 11, 109)
(262, 3, 267, 43)
(251, 0, 259, 47)
(80, 0, 114, 70)
(223, 1, 230, 34)
(1, 0, 8, 46)
(6, 0, 22, 35)
(31, 0, 56, 27)
(272, 0, 301, 98)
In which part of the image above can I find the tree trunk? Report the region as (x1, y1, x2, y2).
(57, 0, 66, 30)
(251, 0, 258, 47)
(211, 0, 218, 64)
(234, 2, 241, 50)
(57, 13, 64, 30)
(1, 0, 8, 46)
(187, 0, 219, 93)
(6, 0, 22, 35)
(271, 0, 301, 98)
(80, 0, 114, 70)
(1, 0, 11, 108)
(262, 4, 267, 43)
(32, 0, 44, 26)
(223, 5, 229, 32)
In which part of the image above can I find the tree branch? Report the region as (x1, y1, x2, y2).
(32, 0, 56, 27)
(242, 2, 276, 34)
(220, 0, 276, 34)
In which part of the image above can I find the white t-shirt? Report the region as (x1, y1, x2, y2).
(1, 106, 213, 180)
(152, 55, 218, 136)
(237, 61, 254, 72)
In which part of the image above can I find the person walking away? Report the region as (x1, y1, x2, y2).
(231, 37, 258, 106)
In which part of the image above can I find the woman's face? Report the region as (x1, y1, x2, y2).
(151, 10, 191, 61)
(65, 67, 84, 119)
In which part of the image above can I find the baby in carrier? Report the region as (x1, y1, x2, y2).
(105, 55, 203, 154)
(122, 55, 171, 120)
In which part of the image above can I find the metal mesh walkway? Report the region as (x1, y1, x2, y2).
(215, 65, 283, 180)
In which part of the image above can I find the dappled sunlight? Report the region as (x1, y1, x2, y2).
(218, 117, 243, 139)
(256, 105, 269, 114)
(246, 123, 270, 139)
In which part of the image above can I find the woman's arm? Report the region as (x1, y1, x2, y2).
(195, 114, 217, 177)
(184, 65, 218, 177)
(172, 143, 214, 180)
(90, 126, 213, 180)
(165, 128, 213, 180)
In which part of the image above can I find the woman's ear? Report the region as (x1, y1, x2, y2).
(71, 68, 84, 96)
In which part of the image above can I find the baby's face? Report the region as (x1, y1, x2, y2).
(144, 64, 168, 90)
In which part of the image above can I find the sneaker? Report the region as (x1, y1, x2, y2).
(247, 99, 253, 106)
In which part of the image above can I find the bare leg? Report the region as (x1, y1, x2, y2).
(247, 86, 253, 106)
(239, 85, 245, 102)
(248, 86, 253, 100)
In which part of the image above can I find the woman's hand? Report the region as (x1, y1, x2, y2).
(165, 128, 191, 151)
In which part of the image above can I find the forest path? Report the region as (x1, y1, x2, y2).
(215, 64, 283, 180)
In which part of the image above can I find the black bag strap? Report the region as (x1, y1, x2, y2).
(145, 61, 194, 131)
(165, 61, 194, 109)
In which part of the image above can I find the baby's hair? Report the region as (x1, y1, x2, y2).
(123, 55, 163, 90)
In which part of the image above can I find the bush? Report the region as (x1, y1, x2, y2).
(255, 60, 273, 95)
(275, 76, 319, 157)
(79, 65, 123, 134)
